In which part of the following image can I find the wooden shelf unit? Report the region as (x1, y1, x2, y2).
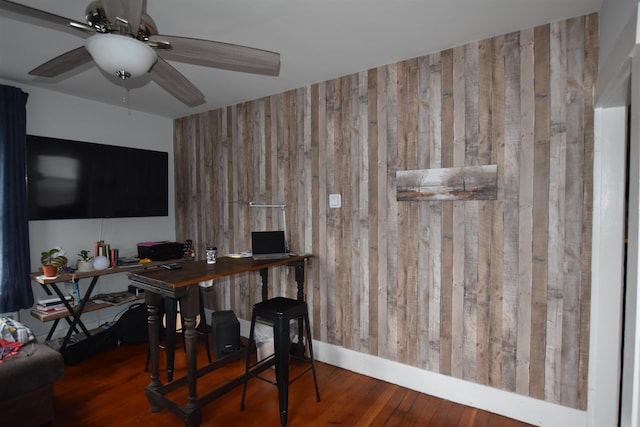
(30, 259, 183, 351)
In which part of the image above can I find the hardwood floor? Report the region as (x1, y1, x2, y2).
(51, 341, 535, 427)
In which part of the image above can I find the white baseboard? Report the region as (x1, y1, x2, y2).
(237, 318, 586, 427)
(314, 341, 586, 427)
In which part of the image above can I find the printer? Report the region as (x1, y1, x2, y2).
(137, 241, 184, 261)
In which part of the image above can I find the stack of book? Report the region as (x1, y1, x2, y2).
(34, 296, 72, 314)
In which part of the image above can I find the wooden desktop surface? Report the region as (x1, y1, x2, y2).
(127, 254, 311, 289)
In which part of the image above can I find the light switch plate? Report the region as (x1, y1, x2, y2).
(329, 193, 341, 208)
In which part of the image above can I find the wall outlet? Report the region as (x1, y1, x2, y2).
(329, 194, 342, 208)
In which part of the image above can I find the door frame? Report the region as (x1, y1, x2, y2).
(592, 6, 640, 426)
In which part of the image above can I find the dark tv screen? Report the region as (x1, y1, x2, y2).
(26, 135, 168, 220)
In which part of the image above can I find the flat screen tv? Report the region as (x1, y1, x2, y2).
(26, 135, 169, 220)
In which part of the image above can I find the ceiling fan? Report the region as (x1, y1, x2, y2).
(0, 0, 281, 107)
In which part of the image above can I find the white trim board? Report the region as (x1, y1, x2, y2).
(236, 318, 585, 427)
(313, 341, 586, 427)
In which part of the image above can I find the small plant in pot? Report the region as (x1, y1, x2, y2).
(40, 247, 68, 277)
(76, 250, 94, 272)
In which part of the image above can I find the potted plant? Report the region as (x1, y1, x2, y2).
(40, 247, 68, 277)
(76, 250, 94, 272)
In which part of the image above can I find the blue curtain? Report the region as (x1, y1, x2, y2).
(0, 85, 33, 312)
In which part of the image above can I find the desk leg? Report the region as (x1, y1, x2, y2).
(259, 268, 269, 301)
(145, 291, 163, 401)
(181, 284, 202, 426)
(164, 298, 178, 382)
(292, 260, 306, 357)
(293, 260, 305, 301)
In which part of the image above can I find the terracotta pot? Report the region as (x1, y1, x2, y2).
(42, 264, 57, 277)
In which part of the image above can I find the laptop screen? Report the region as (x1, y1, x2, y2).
(251, 231, 287, 255)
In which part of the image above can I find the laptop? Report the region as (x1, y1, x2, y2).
(251, 231, 290, 260)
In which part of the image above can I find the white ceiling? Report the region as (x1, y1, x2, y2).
(0, 0, 602, 119)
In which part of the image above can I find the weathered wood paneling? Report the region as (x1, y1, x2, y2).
(174, 14, 596, 410)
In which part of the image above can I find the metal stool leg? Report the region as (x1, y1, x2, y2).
(274, 314, 290, 427)
(304, 311, 321, 402)
(240, 310, 258, 410)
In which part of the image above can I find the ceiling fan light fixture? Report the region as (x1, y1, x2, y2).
(85, 34, 157, 79)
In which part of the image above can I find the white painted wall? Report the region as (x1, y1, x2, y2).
(622, 54, 640, 427)
(594, 1, 640, 425)
(598, 0, 638, 70)
(591, 106, 627, 426)
(1, 79, 174, 340)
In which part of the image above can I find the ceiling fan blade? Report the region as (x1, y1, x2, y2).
(150, 35, 280, 76)
(150, 57, 205, 107)
(0, 0, 93, 36)
(29, 47, 93, 78)
(102, 0, 143, 33)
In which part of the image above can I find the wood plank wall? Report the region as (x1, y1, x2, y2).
(174, 14, 597, 410)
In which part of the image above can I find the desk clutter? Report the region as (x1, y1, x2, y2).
(92, 291, 139, 306)
(37, 239, 193, 279)
(32, 291, 141, 318)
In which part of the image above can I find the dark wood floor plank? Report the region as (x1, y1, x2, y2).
(424, 399, 455, 427)
(350, 380, 401, 425)
(458, 406, 480, 427)
(51, 342, 535, 427)
(369, 386, 412, 426)
(405, 392, 441, 426)
(308, 365, 388, 425)
(386, 387, 420, 425)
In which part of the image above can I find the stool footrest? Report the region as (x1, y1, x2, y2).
(245, 354, 276, 377)
(287, 366, 314, 385)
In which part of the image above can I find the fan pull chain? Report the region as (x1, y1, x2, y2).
(121, 79, 128, 104)
(120, 79, 131, 115)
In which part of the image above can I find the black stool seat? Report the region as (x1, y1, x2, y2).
(241, 296, 320, 427)
(253, 296, 309, 319)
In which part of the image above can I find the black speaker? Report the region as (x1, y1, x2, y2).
(210, 310, 240, 358)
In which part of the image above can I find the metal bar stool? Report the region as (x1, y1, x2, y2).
(241, 296, 320, 427)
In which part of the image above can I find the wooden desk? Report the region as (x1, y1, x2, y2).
(30, 260, 180, 351)
(127, 254, 312, 427)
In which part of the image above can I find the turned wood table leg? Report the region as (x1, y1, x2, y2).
(183, 285, 201, 411)
(145, 290, 163, 405)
